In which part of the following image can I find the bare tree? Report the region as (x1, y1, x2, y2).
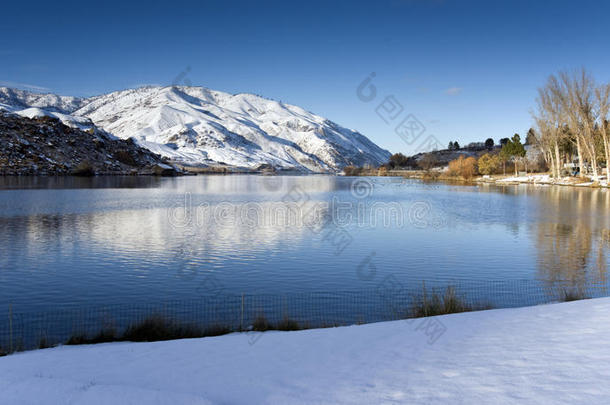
(532, 115, 557, 177)
(595, 83, 610, 178)
(418, 153, 438, 171)
(534, 69, 610, 182)
(535, 75, 566, 178)
(560, 69, 600, 181)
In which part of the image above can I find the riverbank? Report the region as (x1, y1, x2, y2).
(385, 169, 610, 189)
(1, 297, 609, 404)
(478, 173, 609, 188)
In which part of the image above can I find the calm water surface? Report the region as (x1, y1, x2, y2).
(1, 175, 609, 315)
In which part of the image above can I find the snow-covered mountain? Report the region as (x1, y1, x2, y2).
(0, 86, 390, 172)
(0, 87, 95, 131)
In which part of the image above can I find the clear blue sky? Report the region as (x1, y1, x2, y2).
(2, 0, 609, 154)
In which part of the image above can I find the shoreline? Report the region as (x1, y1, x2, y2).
(387, 170, 610, 189)
(1, 170, 609, 190)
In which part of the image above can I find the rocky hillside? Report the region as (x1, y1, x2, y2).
(0, 112, 177, 176)
(0, 86, 391, 172)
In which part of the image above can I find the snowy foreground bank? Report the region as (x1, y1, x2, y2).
(2, 299, 610, 404)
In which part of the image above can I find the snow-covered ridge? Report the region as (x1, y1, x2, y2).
(0, 86, 391, 172)
(0, 87, 94, 131)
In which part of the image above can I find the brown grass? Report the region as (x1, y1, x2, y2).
(409, 285, 492, 318)
(558, 287, 590, 302)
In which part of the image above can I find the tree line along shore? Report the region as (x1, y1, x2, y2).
(344, 68, 610, 189)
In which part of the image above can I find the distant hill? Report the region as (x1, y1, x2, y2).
(0, 86, 391, 172)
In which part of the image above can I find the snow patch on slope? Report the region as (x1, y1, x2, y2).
(15, 107, 95, 131)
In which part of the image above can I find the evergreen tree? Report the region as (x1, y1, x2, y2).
(485, 138, 494, 151)
(525, 128, 536, 146)
(511, 133, 526, 175)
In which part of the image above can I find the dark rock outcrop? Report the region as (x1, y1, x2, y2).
(0, 112, 180, 176)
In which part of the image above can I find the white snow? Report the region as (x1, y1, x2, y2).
(2, 298, 610, 404)
(494, 174, 609, 187)
(495, 174, 553, 183)
(0, 86, 391, 172)
(14, 107, 95, 131)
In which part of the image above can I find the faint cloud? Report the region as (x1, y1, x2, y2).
(428, 119, 441, 124)
(0, 80, 50, 92)
(445, 87, 462, 96)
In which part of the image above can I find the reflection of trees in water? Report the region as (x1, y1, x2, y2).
(596, 230, 608, 283)
(536, 223, 593, 287)
(534, 186, 610, 291)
